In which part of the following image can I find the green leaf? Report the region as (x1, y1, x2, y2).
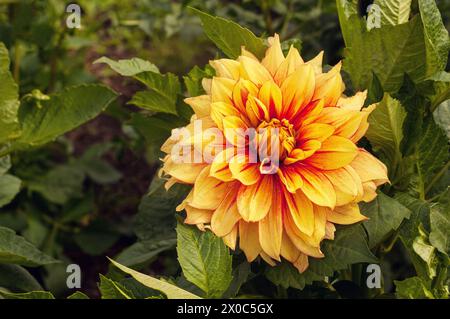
(429, 191, 450, 255)
(190, 7, 266, 59)
(414, 116, 449, 196)
(176, 222, 233, 298)
(129, 72, 180, 115)
(266, 224, 377, 289)
(413, 224, 438, 278)
(99, 274, 133, 299)
(183, 65, 215, 97)
(0, 290, 55, 299)
(0, 42, 20, 144)
(360, 192, 411, 248)
(395, 276, 434, 299)
(109, 258, 201, 299)
(418, 0, 450, 75)
(433, 100, 450, 140)
(14, 85, 117, 149)
(341, 14, 430, 93)
(0, 226, 57, 266)
(67, 291, 89, 299)
(0, 264, 43, 292)
(427, 71, 450, 110)
(395, 193, 432, 278)
(0, 155, 11, 175)
(133, 178, 189, 241)
(74, 219, 120, 256)
(366, 94, 406, 174)
(116, 238, 176, 267)
(27, 165, 85, 205)
(372, 0, 412, 26)
(0, 174, 21, 208)
(223, 262, 251, 298)
(93, 57, 159, 76)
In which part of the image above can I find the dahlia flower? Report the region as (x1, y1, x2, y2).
(160, 34, 388, 272)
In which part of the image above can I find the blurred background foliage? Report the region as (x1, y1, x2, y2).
(0, 0, 448, 298)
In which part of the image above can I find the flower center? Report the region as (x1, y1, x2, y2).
(257, 118, 296, 161)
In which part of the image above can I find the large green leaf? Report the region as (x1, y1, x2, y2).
(372, 0, 412, 26)
(395, 193, 432, 278)
(0, 264, 43, 292)
(109, 258, 201, 299)
(413, 116, 449, 196)
(183, 65, 215, 97)
(133, 178, 189, 241)
(129, 72, 181, 115)
(13, 85, 117, 149)
(366, 94, 406, 175)
(429, 190, 450, 255)
(0, 226, 57, 266)
(0, 43, 20, 144)
(93, 57, 159, 76)
(116, 238, 176, 268)
(360, 192, 411, 248)
(0, 174, 21, 208)
(341, 14, 429, 93)
(27, 164, 85, 205)
(190, 7, 266, 59)
(395, 276, 433, 299)
(433, 100, 450, 139)
(418, 0, 450, 75)
(266, 224, 377, 289)
(99, 274, 132, 299)
(176, 222, 233, 298)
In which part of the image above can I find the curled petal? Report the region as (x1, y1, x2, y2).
(305, 51, 324, 75)
(184, 95, 211, 118)
(313, 63, 344, 106)
(237, 175, 274, 222)
(284, 189, 315, 236)
(185, 205, 213, 225)
(223, 225, 238, 250)
(229, 154, 261, 185)
(277, 166, 303, 193)
(211, 186, 241, 237)
(238, 55, 272, 86)
(350, 149, 389, 184)
(281, 64, 315, 118)
(304, 135, 357, 170)
(327, 203, 367, 225)
(258, 81, 283, 118)
(337, 90, 367, 111)
(210, 59, 241, 80)
(297, 165, 336, 208)
(211, 77, 235, 104)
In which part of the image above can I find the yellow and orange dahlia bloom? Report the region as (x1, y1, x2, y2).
(160, 34, 388, 272)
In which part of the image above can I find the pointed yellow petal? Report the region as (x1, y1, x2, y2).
(232, 79, 259, 115)
(313, 63, 344, 106)
(274, 45, 304, 85)
(324, 167, 360, 206)
(190, 167, 232, 210)
(280, 232, 301, 262)
(280, 64, 315, 118)
(211, 77, 235, 103)
(184, 95, 211, 118)
(297, 123, 335, 143)
(239, 220, 261, 262)
(293, 253, 309, 273)
(305, 51, 324, 74)
(284, 189, 315, 236)
(350, 149, 389, 184)
(262, 34, 285, 76)
(223, 224, 238, 250)
(209, 59, 241, 80)
(238, 55, 272, 86)
(210, 148, 235, 182)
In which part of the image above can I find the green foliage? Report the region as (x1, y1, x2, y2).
(190, 7, 267, 59)
(176, 222, 233, 298)
(0, 226, 57, 267)
(360, 192, 411, 248)
(372, 0, 412, 26)
(266, 224, 377, 289)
